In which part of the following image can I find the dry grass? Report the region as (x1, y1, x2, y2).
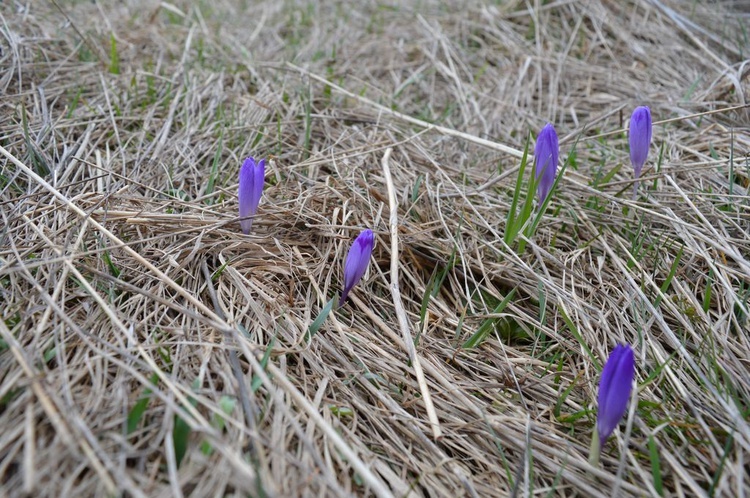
(1, 0, 750, 496)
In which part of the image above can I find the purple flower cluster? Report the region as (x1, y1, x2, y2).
(527, 115, 646, 464)
(532, 106, 652, 205)
(237, 157, 374, 304)
(241, 109, 648, 454)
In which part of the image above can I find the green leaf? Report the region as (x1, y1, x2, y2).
(173, 379, 200, 467)
(211, 258, 232, 281)
(419, 241, 457, 333)
(560, 306, 598, 369)
(109, 33, 120, 74)
(463, 289, 517, 349)
(553, 374, 580, 419)
(305, 297, 336, 342)
(648, 435, 663, 496)
(703, 267, 713, 313)
(173, 414, 191, 467)
(127, 373, 159, 434)
(708, 430, 734, 497)
(504, 136, 532, 245)
(329, 405, 354, 417)
(201, 396, 237, 455)
(654, 246, 683, 308)
(204, 130, 223, 202)
(101, 250, 121, 278)
(251, 334, 276, 393)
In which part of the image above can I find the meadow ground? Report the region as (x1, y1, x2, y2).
(1, 0, 749, 496)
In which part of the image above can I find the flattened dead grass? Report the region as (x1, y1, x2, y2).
(1, 1, 749, 496)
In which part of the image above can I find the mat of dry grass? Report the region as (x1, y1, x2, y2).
(1, 0, 749, 496)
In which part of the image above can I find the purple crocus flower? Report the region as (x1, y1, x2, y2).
(238, 157, 265, 234)
(340, 229, 375, 306)
(534, 123, 559, 204)
(629, 106, 652, 180)
(597, 344, 636, 446)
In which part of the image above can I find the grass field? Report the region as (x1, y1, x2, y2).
(1, 0, 750, 496)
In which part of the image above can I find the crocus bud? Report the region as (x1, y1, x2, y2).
(340, 229, 375, 306)
(238, 157, 266, 234)
(629, 106, 652, 180)
(534, 123, 559, 204)
(597, 344, 636, 447)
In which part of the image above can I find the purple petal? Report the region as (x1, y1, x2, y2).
(238, 157, 265, 234)
(597, 344, 636, 445)
(629, 106, 652, 178)
(534, 123, 559, 203)
(340, 229, 375, 305)
(249, 158, 265, 216)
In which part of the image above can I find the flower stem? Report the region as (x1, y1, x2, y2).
(632, 179, 640, 200)
(588, 427, 601, 467)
